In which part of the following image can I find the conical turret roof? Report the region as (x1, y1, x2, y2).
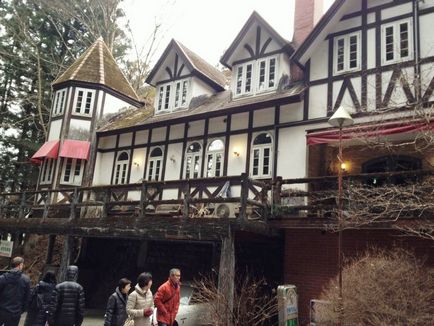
(53, 38, 140, 102)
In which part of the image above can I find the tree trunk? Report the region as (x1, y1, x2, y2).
(218, 231, 235, 326)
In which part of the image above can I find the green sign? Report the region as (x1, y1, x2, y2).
(0, 240, 13, 258)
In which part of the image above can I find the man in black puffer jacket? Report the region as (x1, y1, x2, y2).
(48, 265, 85, 326)
(0, 256, 30, 326)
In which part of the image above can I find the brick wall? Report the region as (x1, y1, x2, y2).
(283, 229, 434, 325)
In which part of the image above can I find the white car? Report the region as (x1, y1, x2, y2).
(153, 284, 211, 326)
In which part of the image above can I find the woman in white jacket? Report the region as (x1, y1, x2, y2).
(126, 272, 154, 326)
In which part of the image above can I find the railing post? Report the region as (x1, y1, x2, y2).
(183, 180, 191, 219)
(102, 188, 111, 218)
(239, 173, 248, 223)
(18, 192, 26, 219)
(69, 187, 79, 219)
(139, 181, 148, 218)
(42, 191, 51, 220)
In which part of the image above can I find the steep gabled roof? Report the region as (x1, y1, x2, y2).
(146, 39, 227, 91)
(53, 38, 140, 102)
(292, 0, 348, 67)
(220, 11, 294, 69)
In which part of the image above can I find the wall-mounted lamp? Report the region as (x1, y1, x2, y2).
(233, 147, 240, 157)
(340, 162, 347, 171)
(170, 155, 176, 163)
(133, 161, 140, 167)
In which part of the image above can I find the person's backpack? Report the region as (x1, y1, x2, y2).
(29, 284, 44, 310)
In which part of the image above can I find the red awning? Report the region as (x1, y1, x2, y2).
(59, 140, 91, 160)
(307, 120, 434, 145)
(30, 140, 60, 164)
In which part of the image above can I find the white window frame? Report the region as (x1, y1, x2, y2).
(60, 158, 84, 185)
(334, 32, 361, 74)
(155, 78, 190, 114)
(52, 89, 67, 116)
(73, 88, 96, 116)
(233, 55, 278, 97)
(114, 151, 129, 185)
(39, 158, 56, 184)
(206, 139, 224, 178)
(250, 133, 273, 179)
(147, 147, 163, 181)
(381, 19, 413, 65)
(184, 142, 202, 179)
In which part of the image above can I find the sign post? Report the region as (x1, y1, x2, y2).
(0, 240, 13, 258)
(278, 285, 298, 326)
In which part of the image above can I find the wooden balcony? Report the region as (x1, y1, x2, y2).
(0, 170, 432, 240)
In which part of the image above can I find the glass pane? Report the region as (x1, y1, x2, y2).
(208, 139, 224, 151)
(263, 148, 270, 175)
(253, 149, 259, 176)
(337, 38, 345, 71)
(207, 154, 214, 177)
(118, 152, 129, 161)
(187, 142, 201, 153)
(121, 164, 127, 184)
(175, 82, 181, 108)
(75, 91, 83, 113)
(400, 23, 408, 58)
(41, 160, 48, 182)
(47, 159, 54, 181)
(84, 92, 92, 114)
(74, 159, 81, 176)
(215, 153, 222, 177)
(59, 91, 66, 113)
(158, 86, 164, 111)
(385, 26, 394, 61)
(245, 64, 252, 92)
(64, 158, 72, 182)
(150, 147, 163, 157)
(155, 160, 161, 181)
(253, 133, 272, 145)
(182, 81, 188, 105)
(236, 66, 243, 94)
(186, 156, 192, 178)
(148, 161, 154, 181)
(115, 165, 120, 184)
(193, 155, 200, 178)
(349, 36, 358, 68)
(258, 61, 266, 90)
(269, 58, 276, 87)
(164, 85, 171, 109)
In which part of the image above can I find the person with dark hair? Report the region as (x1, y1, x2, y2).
(154, 268, 181, 326)
(48, 265, 85, 326)
(126, 272, 154, 326)
(0, 256, 30, 326)
(24, 271, 57, 326)
(103, 278, 131, 326)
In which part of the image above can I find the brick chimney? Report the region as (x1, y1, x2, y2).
(293, 0, 324, 47)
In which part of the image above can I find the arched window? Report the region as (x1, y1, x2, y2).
(206, 139, 224, 177)
(362, 155, 421, 186)
(114, 151, 129, 184)
(185, 142, 202, 179)
(147, 147, 163, 181)
(251, 133, 273, 178)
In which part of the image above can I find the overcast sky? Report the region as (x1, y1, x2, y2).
(121, 0, 334, 67)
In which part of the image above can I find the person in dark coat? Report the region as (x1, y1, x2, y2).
(0, 256, 30, 326)
(24, 271, 57, 326)
(48, 265, 85, 326)
(104, 278, 132, 326)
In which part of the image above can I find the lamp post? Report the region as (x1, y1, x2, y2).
(328, 106, 353, 325)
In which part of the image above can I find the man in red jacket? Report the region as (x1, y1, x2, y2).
(154, 268, 181, 326)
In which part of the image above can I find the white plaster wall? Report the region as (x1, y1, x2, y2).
(367, 12, 376, 24)
(253, 107, 274, 127)
(309, 84, 328, 119)
(420, 0, 434, 9)
(208, 117, 227, 134)
(331, 16, 361, 33)
(366, 74, 377, 111)
(332, 80, 344, 107)
(227, 134, 247, 176)
(421, 63, 434, 101)
(367, 28, 376, 70)
(381, 3, 412, 20)
(48, 120, 62, 141)
(130, 148, 146, 183)
(280, 54, 291, 80)
(368, 0, 390, 9)
(188, 120, 205, 137)
(190, 78, 215, 98)
(382, 68, 415, 108)
(165, 143, 183, 180)
(94, 152, 115, 185)
(280, 103, 303, 123)
(169, 124, 185, 140)
(119, 132, 133, 147)
(151, 127, 167, 143)
(99, 135, 117, 149)
(102, 92, 131, 116)
(261, 30, 280, 53)
(310, 40, 328, 81)
(276, 126, 308, 189)
(135, 130, 149, 145)
(419, 14, 434, 59)
(231, 112, 249, 130)
(153, 51, 190, 82)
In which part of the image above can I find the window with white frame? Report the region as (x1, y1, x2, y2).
(114, 151, 129, 185)
(184, 142, 202, 179)
(334, 32, 361, 74)
(52, 89, 67, 116)
(40, 158, 56, 184)
(382, 19, 413, 64)
(206, 139, 224, 177)
(251, 133, 273, 178)
(147, 147, 163, 181)
(233, 56, 278, 96)
(73, 89, 95, 116)
(61, 158, 84, 185)
(156, 79, 190, 113)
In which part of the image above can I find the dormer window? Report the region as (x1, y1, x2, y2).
(73, 88, 95, 116)
(334, 32, 361, 74)
(52, 89, 67, 116)
(381, 19, 413, 64)
(233, 56, 278, 97)
(156, 79, 190, 113)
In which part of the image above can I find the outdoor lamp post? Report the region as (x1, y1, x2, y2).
(328, 106, 353, 325)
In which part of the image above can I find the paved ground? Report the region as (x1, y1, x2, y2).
(19, 309, 105, 325)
